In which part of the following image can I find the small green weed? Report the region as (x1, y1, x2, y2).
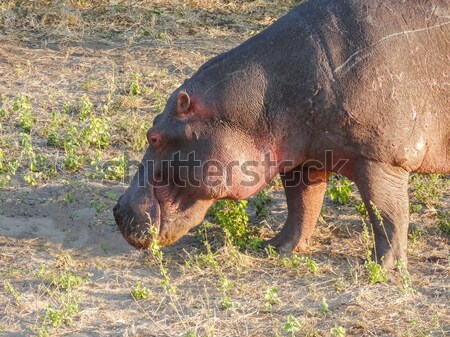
(79, 95, 93, 121)
(36, 265, 91, 291)
(395, 259, 411, 290)
(437, 211, 449, 235)
(129, 73, 141, 96)
(90, 199, 107, 214)
(264, 244, 279, 259)
(103, 153, 126, 180)
(409, 203, 423, 214)
(63, 143, 84, 172)
(81, 78, 100, 92)
(148, 227, 177, 294)
(330, 325, 346, 337)
(185, 241, 220, 272)
(408, 226, 422, 244)
(362, 222, 388, 284)
(46, 110, 63, 147)
(37, 295, 81, 337)
(320, 297, 329, 314)
(0, 96, 8, 117)
(355, 201, 368, 216)
(3, 279, 21, 302)
(218, 276, 233, 310)
(283, 315, 303, 336)
(279, 254, 319, 275)
(327, 175, 352, 205)
(64, 192, 74, 203)
(130, 281, 153, 300)
(0, 149, 19, 187)
(208, 200, 262, 250)
(81, 115, 110, 149)
(410, 174, 445, 207)
(254, 189, 272, 218)
(117, 113, 152, 151)
(264, 287, 281, 309)
(13, 94, 34, 133)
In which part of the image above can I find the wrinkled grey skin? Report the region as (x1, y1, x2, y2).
(114, 0, 449, 269)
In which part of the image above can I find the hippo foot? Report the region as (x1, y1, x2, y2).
(263, 235, 309, 256)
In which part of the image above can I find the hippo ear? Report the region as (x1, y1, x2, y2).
(176, 91, 191, 116)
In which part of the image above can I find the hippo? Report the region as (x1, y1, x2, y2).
(114, 0, 450, 269)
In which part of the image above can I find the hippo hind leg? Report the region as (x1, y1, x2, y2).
(352, 160, 410, 269)
(265, 168, 328, 255)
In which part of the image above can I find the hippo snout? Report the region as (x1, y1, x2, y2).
(113, 190, 161, 249)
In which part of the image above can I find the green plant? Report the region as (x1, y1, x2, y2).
(0, 96, 7, 117)
(3, 279, 21, 302)
(283, 315, 303, 336)
(280, 254, 319, 275)
(90, 199, 107, 214)
(408, 227, 422, 244)
(148, 227, 177, 294)
(219, 276, 233, 310)
(130, 281, 153, 300)
(46, 110, 62, 147)
(362, 222, 388, 284)
(103, 153, 126, 180)
(37, 295, 80, 336)
(304, 257, 319, 274)
(20, 132, 36, 166)
(81, 78, 100, 92)
(264, 244, 279, 259)
(410, 174, 445, 207)
(117, 113, 152, 151)
(79, 94, 93, 121)
(81, 115, 110, 149)
(185, 240, 220, 272)
(320, 297, 329, 314)
(36, 264, 91, 291)
(409, 203, 423, 214)
(395, 259, 411, 290)
(63, 123, 84, 171)
(330, 325, 346, 337)
(63, 143, 83, 172)
(129, 73, 141, 96)
(437, 211, 450, 235)
(13, 94, 34, 133)
(208, 200, 261, 250)
(0, 150, 19, 187)
(0, 149, 8, 173)
(254, 189, 272, 218)
(64, 192, 74, 203)
(219, 294, 232, 310)
(327, 175, 352, 205)
(264, 287, 281, 309)
(355, 201, 368, 216)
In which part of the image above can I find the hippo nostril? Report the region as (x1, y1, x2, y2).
(147, 130, 163, 148)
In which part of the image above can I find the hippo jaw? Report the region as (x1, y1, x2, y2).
(114, 181, 214, 249)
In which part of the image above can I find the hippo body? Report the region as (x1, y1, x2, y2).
(114, 0, 450, 268)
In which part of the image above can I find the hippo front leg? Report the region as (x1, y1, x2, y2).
(352, 160, 410, 269)
(266, 168, 328, 255)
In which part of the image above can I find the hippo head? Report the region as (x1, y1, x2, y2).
(114, 71, 279, 249)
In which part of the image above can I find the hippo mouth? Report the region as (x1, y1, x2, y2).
(113, 186, 161, 249)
